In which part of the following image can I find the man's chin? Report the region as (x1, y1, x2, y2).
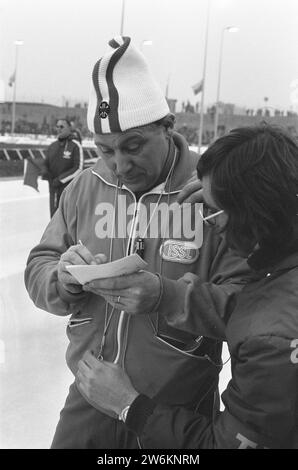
(125, 184, 143, 193)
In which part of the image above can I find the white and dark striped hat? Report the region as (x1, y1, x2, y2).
(87, 36, 170, 134)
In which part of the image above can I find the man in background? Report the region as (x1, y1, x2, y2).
(42, 118, 83, 216)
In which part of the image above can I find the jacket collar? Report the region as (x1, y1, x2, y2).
(92, 132, 198, 193)
(58, 134, 72, 143)
(274, 249, 298, 273)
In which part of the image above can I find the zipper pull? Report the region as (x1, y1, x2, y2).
(134, 237, 145, 259)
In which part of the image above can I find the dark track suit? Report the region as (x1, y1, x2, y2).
(44, 136, 83, 216)
(125, 246, 298, 449)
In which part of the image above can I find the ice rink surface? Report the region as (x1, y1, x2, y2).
(0, 179, 72, 449)
(0, 178, 231, 449)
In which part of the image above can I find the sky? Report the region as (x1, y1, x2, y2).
(0, 0, 298, 112)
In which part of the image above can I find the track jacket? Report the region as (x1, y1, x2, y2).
(25, 132, 251, 419)
(125, 245, 298, 449)
(44, 136, 83, 185)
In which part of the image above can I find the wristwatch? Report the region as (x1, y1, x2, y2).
(118, 404, 130, 423)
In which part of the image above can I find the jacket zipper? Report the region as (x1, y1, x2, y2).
(91, 168, 180, 365)
(113, 189, 137, 364)
(113, 185, 175, 365)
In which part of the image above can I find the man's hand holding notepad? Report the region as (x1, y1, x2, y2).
(66, 253, 148, 285)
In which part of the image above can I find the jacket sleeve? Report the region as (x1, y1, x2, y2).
(24, 188, 89, 316)
(158, 244, 253, 340)
(126, 335, 298, 449)
(58, 140, 84, 184)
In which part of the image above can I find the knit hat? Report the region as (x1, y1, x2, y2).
(87, 36, 170, 134)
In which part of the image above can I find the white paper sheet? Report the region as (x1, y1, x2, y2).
(66, 254, 148, 284)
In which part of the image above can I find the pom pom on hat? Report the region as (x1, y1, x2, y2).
(87, 36, 170, 134)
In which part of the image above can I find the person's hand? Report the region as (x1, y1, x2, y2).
(77, 351, 139, 415)
(58, 244, 107, 294)
(83, 270, 161, 314)
(177, 178, 203, 205)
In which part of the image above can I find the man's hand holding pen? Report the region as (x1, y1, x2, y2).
(58, 240, 161, 313)
(57, 241, 107, 294)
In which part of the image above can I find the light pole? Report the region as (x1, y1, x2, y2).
(140, 39, 153, 52)
(11, 39, 24, 135)
(120, 0, 126, 35)
(165, 74, 171, 99)
(213, 26, 238, 141)
(198, 0, 211, 155)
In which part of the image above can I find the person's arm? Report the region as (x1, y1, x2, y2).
(82, 204, 253, 342)
(58, 140, 84, 185)
(158, 243, 253, 340)
(40, 146, 51, 180)
(24, 189, 92, 316)
(125, 335, 297, 449)
(84, 237, 252, 341)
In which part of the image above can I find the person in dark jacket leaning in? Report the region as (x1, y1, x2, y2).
(77, 124, 298, 449)
(42, 118, 83, 216)
(25, 36, 252, 449)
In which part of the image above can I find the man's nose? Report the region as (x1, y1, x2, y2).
(114, 152, 133, 175)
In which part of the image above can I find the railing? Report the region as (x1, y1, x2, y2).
(0, 146, 98, 169)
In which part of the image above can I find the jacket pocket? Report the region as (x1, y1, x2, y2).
(125, 325, 221, 410)
(155, 333, 223, 367)
(68, 317, 93, 328)
(149, 314, 222, 365)
(154, 333, 204, 359)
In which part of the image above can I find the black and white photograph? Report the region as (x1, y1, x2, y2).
(0, 0, 298, 452)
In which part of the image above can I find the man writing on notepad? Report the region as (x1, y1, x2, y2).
(25, 36, 251, 449)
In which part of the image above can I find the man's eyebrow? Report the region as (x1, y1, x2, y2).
(95, 142, 105, 147)
(120, 130, 145, 139)
(94, 139, 111, 147)
(122, 135, 143, 143)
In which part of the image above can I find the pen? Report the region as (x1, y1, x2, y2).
(78, 239, 83, 246)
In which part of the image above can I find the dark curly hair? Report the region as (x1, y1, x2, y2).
(197, 124, 298, 254)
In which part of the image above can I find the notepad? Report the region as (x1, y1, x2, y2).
(66, 254, 148, 284)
